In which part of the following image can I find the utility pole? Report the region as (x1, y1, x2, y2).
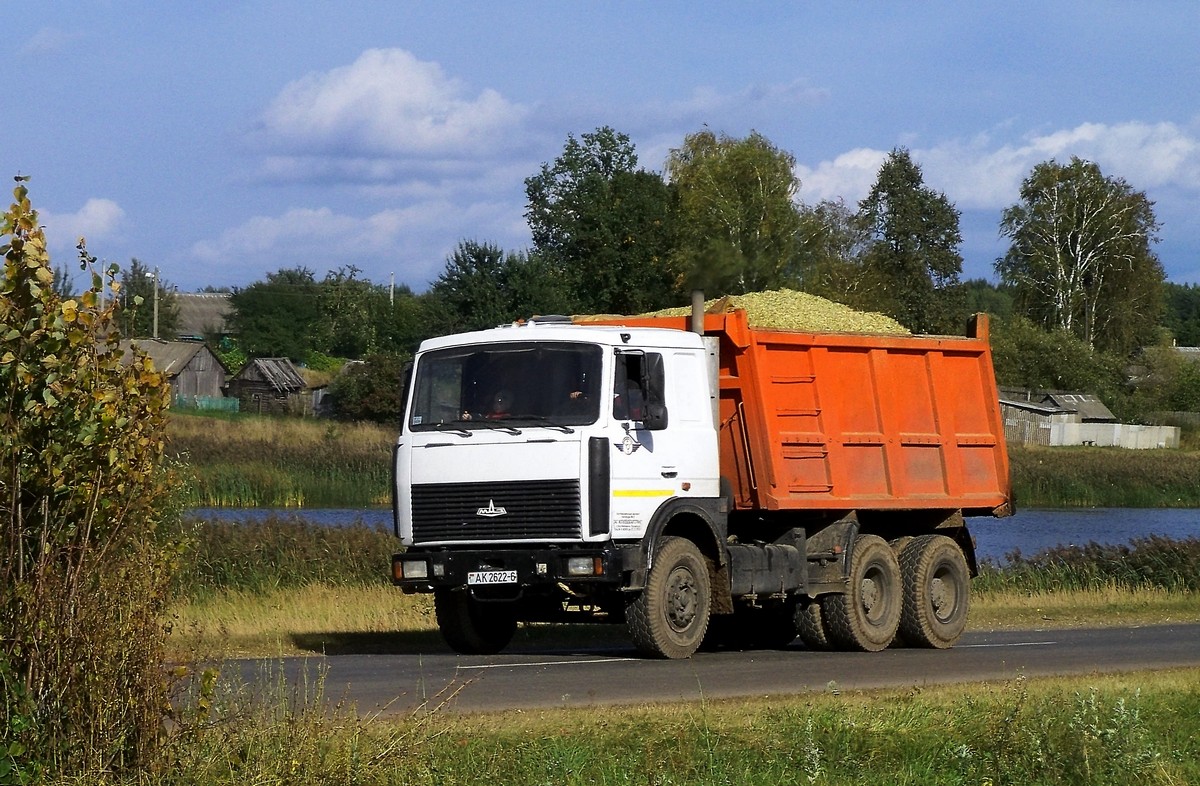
(152, 267, 159, 339)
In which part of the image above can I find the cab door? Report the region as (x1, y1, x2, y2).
(606, 348, 719, 539)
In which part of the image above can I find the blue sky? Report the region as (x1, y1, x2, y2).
(6, 2, 1200, 294)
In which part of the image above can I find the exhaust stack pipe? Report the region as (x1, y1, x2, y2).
(690, 290, 705, 335)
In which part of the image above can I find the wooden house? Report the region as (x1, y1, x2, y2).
(227, 358, 309, 415)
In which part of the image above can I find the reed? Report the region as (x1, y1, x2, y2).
(168, 413, 395, 507)
(1009, 445, 1200, 507)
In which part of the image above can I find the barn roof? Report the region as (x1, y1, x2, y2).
(176, 293, 234, 338)
(1040, 392, 1117, 422)
(231, 357, 307, 393)
(120, 339, 227, 378)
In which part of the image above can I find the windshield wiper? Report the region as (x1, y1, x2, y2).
(470, 419, 523, 436)
(509, 415, 575, 434)
(433, 423, 473, 438)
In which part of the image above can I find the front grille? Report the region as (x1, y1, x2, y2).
(410, 479, 582, 543)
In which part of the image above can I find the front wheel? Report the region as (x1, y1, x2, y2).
(898, 534, 970, 648)
(821, 534, 902, 652)
(434, 589, 517, 655)
(627, 536, 712, 659)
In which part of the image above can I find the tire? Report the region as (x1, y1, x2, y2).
(627, 536, 712, 659)
(434, 588, 518, 655)
(898, 534, 970, 649)
(820, 534, 902, 652)
(795, 599, 832, 651)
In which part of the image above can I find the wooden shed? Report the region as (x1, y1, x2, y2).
(121, 339, 229, 404)
(228, 358, 309, 415)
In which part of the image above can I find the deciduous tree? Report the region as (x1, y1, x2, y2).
(666, 129, 802, 295)
(525, 126, 677, 314)
(229, 267, 323, 359)
(997, 157, 1163, 355)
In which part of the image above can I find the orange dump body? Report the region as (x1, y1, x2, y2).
(594, 310, 1012, 518)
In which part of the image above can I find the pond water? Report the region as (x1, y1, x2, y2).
(186, 506, 1200, 563)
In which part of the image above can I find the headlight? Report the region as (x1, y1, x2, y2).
(567, 556, 603, 577)
(399, 560, 429, 580)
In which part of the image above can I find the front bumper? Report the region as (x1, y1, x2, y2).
(391, 545, 638, 592)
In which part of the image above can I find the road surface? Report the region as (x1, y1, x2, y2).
(229, 623, 1200, 715)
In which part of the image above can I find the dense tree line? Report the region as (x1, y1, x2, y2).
(194, 125, 1194, 423)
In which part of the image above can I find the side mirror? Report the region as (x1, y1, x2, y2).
(641, 402, 668, 431)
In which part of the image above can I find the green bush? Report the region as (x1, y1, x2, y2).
(1, 179, 179, 779)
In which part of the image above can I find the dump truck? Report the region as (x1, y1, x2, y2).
(391, 296, 1012, 658)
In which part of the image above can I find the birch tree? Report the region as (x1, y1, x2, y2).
(997, 157, 1163, 355)
(666, 129, 802, 295)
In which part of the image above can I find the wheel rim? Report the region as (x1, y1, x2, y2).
(860, 566, 886, 624)
(930, 566, 959, 623)
(665, 565, 698, 632)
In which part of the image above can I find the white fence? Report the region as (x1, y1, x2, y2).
(1048, 422, 1180, 449)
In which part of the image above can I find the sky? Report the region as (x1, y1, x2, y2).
(5, 2, 1200, 295)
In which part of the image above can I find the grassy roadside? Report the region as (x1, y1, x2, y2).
(105, 667, 1200, 785)
(137, 516, 1200, 786)
(166, 515, 1200, 658)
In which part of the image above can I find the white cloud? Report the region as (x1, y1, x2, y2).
(795, 121, 1200, 211)
(252, 48, 529, 160)
(39, 198, 126, 252)
(190, 199, 528, 289)
(795, 148, 889, 206)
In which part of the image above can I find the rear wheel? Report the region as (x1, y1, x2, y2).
(821, 534, 902, 652)
(898, 534, 970, 648)
(795, 599, 832, 651)
(627, 536, 711, 659)
(434, 589, 518, 655)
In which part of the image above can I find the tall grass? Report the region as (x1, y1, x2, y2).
(1009, 445, 1200, 507)
(52, 669, 1200, 785)
(974, 535, 1200, 595)
(168, 412, 395, 507)
(170, 514, 395, 598)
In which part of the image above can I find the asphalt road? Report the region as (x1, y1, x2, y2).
(231, 623, 1200, 715)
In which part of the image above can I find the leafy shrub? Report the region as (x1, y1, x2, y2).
(1, 179, 178, 778)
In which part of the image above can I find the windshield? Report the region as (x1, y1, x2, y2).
(408, 341, 603, 431)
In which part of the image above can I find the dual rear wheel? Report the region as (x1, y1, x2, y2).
(808, 532, 971, 652)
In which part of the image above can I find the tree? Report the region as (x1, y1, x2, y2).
(2, 181, 176, 777)
(794, 198, 873, 307)
(229, 267, 323, 360)
(327, 352, 410, 423)
(997, 157, 1163, 355)
(990, 315, 1123, 401)
(525, 126, 677, 314)
(1164, 282, 1200, 347)
(859, 148, 965, 333)
(666, 129, 802, 295)
(426, 241, 572, 334)
(117, 257, 180, 339)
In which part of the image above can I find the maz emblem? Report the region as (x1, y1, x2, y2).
(476, 500, 508, 517)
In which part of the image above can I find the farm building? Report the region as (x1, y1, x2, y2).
(227, 357, 310, 415)
(1000, 389, 1179, 449)
(121, 339, 229, 406)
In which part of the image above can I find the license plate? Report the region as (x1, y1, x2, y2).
(468, 570, 518, 585)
